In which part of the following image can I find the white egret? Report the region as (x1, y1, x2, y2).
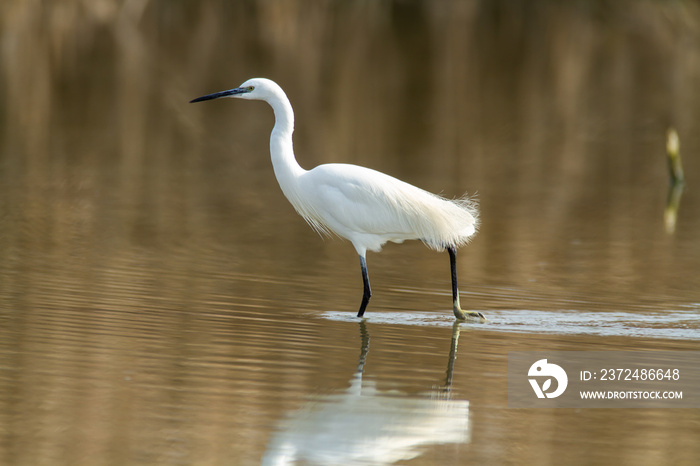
(191, 78, 484, 320)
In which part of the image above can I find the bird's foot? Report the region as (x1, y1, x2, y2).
(453, 303, 487, 322)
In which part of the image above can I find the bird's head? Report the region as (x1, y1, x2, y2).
(190, 78, 283, 104)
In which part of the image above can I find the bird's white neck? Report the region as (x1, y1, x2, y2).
(268, 94, 306, 186)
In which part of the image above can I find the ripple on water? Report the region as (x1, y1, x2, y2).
(319, 309, 700, 340)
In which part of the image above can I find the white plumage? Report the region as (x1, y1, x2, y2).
(296, 163, 478, 254)
(191, 78, 484, 320)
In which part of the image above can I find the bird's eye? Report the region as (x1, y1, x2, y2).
(247, 86, 255, 91)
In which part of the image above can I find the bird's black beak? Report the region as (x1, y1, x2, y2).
(190, 87, 249, 103)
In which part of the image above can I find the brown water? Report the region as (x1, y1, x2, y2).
(2, 1, 700, 465)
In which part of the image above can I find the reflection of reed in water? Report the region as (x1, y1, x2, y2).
(261, 321, 470, 465)
(664, 128, 685, 234)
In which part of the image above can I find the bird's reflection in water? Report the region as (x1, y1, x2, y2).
(262, 322, 471, 466)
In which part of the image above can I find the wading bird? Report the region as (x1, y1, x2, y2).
(191, 78, 484, 320)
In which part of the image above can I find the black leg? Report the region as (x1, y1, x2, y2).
(356, 255, 372, 317)
(447, 246, 485, 320)
(447, 246, 460, 305)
